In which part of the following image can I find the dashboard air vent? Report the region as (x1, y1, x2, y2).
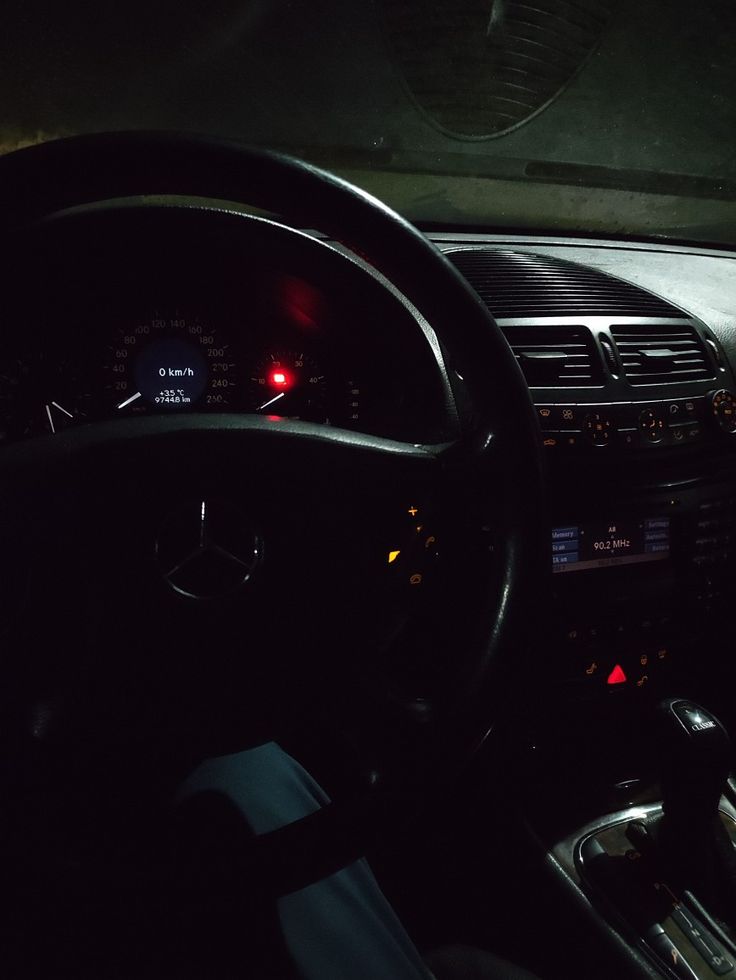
(505, 326, 601, 387)
(610, 324, 714, 385)
(447, 249, 683, 319)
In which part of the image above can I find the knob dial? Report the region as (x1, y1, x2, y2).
(583, 411, 613, 446)
(638, 407, 666, 443)
(710, 389, 736, 433)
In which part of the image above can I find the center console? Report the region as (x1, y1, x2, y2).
(525, 444, 736, 979)
(550, 476, 736, 699)
(520, 343, 736, 980)
(442, 242, 736, 979)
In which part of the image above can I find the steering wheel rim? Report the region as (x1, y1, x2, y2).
(0, 132, 545, 896)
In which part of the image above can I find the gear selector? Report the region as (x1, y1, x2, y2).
(658, 699, 731, 835)
(577, 699, 736, 978)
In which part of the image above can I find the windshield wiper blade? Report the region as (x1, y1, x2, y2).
(275, 143, 736, 203)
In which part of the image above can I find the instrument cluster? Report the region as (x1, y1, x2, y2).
(0, 297, 373, 442)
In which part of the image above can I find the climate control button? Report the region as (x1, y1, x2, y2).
(583, 410, 613, 446)
(638, 407, 666, 443)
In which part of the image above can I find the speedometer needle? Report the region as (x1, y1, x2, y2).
(116, 391, 142, 410)
(257, 392, 286, 412)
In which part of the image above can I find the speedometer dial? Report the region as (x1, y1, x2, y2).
(104, 314, 237, 413)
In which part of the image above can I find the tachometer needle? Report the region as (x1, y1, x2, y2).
(45, 404, 55, 434)
(257, 392, 286, 412)
(116, 391, 142, 410)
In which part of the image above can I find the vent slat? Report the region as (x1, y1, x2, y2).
(505, 325, 601, 387)
(610, 324, 713, 385)
(447, 249, 682, 318)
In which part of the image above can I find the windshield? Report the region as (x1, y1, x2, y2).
(2, 0, 734, 245)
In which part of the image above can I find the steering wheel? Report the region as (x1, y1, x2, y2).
(0, 132, 544, 899)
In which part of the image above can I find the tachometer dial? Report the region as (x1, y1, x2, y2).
(0, 353, 93, 439)
(104, 314, 237, 413)
(248, 351, 328, 422)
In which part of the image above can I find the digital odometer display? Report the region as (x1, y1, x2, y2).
(551, 518, 670, 573)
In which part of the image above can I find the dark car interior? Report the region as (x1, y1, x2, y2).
(2, 3, 736, 979)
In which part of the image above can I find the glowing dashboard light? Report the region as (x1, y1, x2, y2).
(607, 664, 627, 686)
(388, 550, 401, 564)
(271, 371, 289, 386)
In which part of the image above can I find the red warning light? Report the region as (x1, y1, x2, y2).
(270, 370, 290, 387)
(607, 664, 627, 686)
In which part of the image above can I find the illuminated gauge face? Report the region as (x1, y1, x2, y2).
(248, 351, 328, 422)
(105, 316, 237, 413)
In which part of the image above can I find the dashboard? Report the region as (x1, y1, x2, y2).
(5, 200, 736, 718)
(0, 205, 450, 446)
(4, 170, 736, 980)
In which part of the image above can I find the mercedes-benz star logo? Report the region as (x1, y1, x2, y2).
(155, 499, 262, 599)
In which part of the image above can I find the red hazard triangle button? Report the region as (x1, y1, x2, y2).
(607, 664, 627, 686)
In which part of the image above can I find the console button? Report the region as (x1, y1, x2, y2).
(563, 624, 583, 643)
(665, 399, 703, 422)
(535, 405, 582, 429)
(558, 406, 580, 428)
(587, 624, 602, 643)
(559, 432, 582, 450)
(697, 517, 719, 530)
(580, 657, 603, 680)
(695, 536, 719, 550)
(619, 428, 640, 448)
(693, 554, 717, 567)
(542, 431, 583, 451)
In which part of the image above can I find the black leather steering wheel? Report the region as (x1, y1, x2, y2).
(0, 132, 544, 898)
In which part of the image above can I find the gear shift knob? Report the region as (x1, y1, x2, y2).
(657, 698, 731, 830)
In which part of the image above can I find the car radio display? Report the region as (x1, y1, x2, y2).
(551, 518, 670, 573)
